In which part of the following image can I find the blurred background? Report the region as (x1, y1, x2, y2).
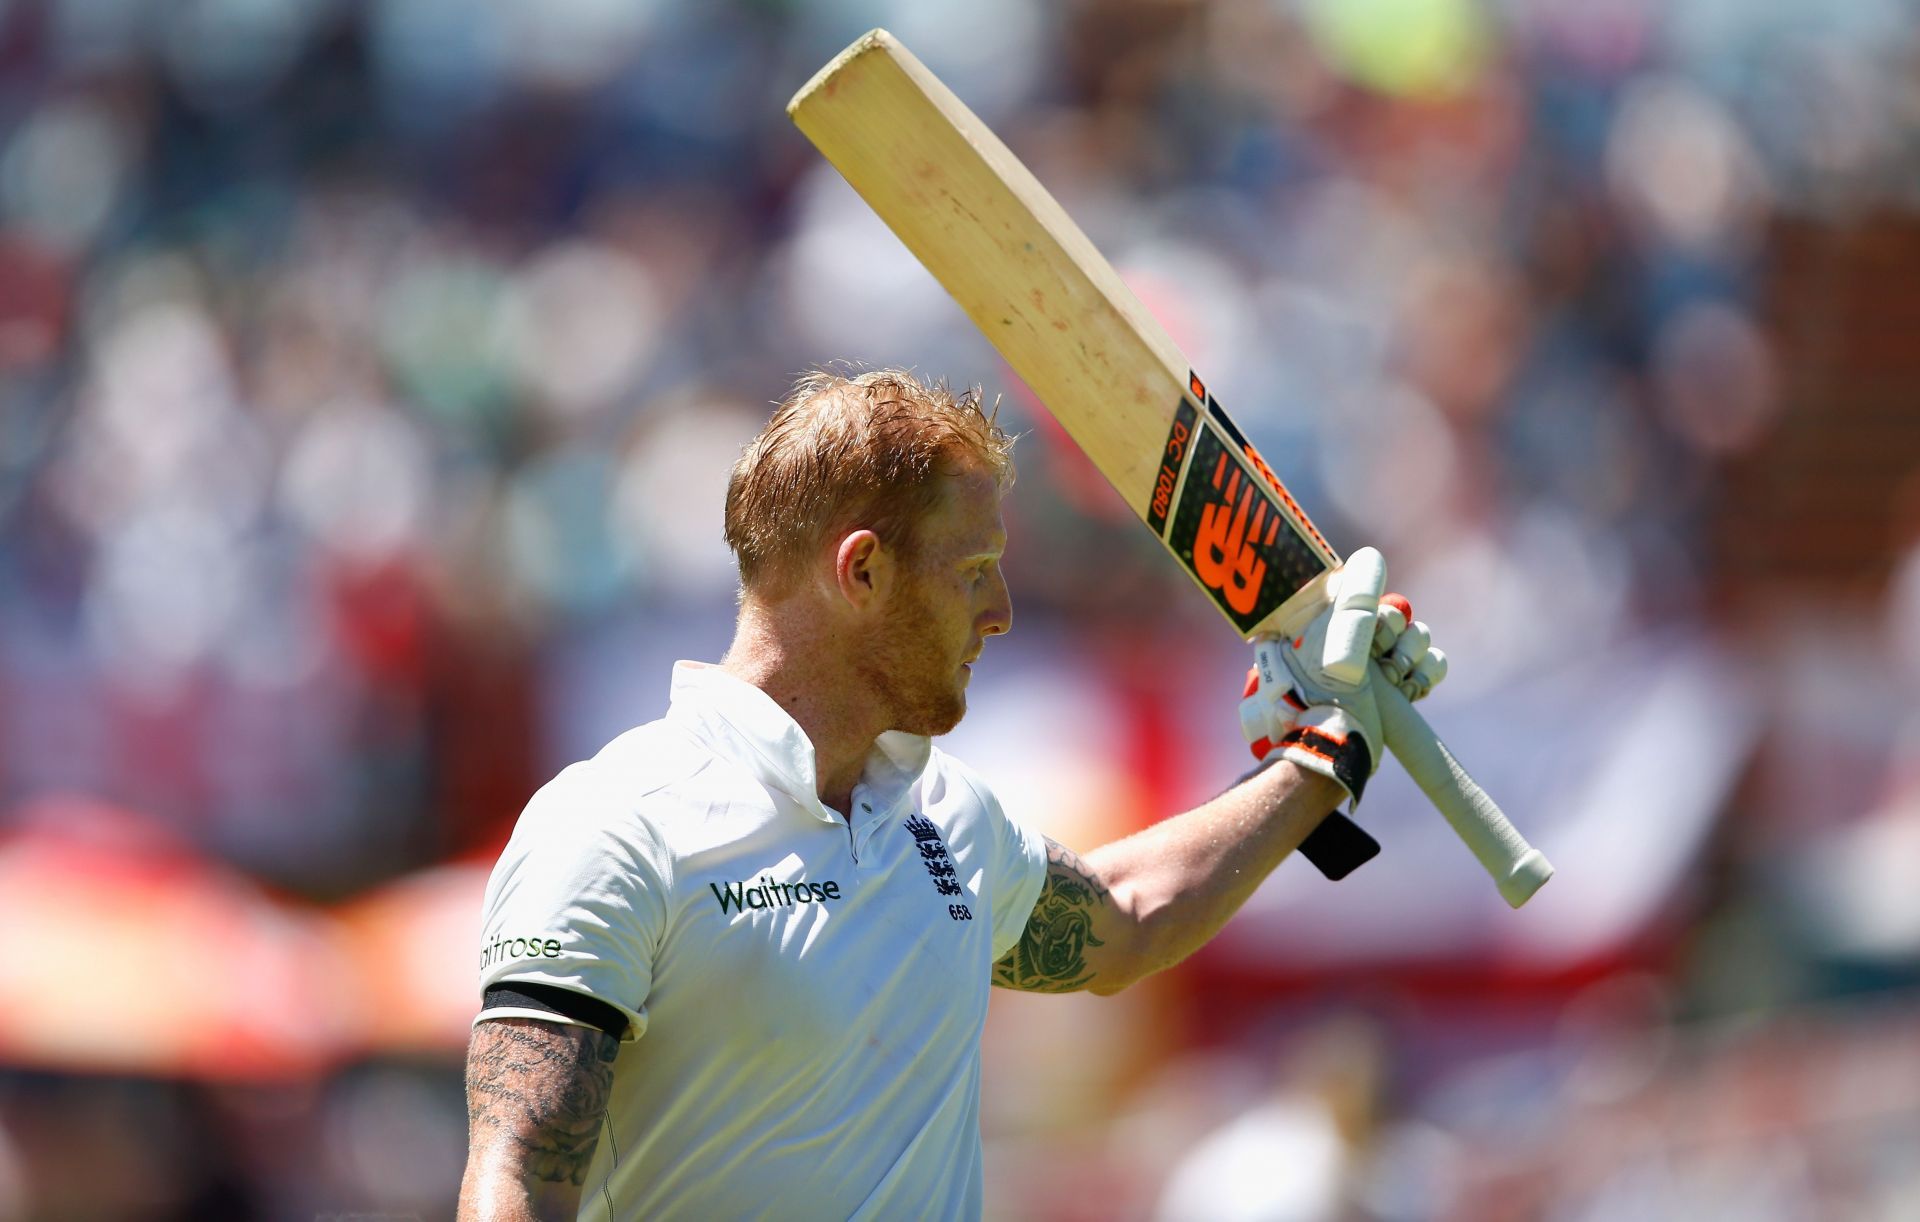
(1, 0, 1918, 1216)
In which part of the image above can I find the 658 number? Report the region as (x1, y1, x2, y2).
(948, 904, 972, 922)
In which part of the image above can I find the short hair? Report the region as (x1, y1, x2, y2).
(724, 368, 1015, 597)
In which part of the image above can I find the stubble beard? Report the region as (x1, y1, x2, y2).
(865, 577, 967, 737)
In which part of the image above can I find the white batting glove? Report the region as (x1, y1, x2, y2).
(1238, 561, 1447, 806)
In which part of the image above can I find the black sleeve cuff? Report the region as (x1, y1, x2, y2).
(483, 982, 630, 1040)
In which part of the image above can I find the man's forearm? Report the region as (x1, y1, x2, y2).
(458, 1017, 616, 1221)
(1081, 760, 1344, 993)
(458, 1161, 582, 1222)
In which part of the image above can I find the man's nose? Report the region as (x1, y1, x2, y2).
(982, 571, 1012, 636)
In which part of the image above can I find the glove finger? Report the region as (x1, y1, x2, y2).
(1401, 647, 1448, 701)
(1372, 603, 1408, 658)
(1321, 548, 1386, 686)
(1254, 636, 1291, 695)
(1391, 618, 1432, 668)
(1380, 593, 1413, 632)
(1385, 620, 1431, 683)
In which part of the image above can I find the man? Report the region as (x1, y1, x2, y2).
(458, 369, 1442, 1220)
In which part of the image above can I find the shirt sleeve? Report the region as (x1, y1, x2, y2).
(474, 761, 673, 1042)
(947, 764, 1050, 961)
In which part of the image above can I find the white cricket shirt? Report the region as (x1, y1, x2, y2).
(476, 661, 1050, 1220)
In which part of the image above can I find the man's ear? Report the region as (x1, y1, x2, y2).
(832, 529, 894, 610)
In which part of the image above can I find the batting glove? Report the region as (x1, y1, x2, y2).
(1239, 574, 1447, 808)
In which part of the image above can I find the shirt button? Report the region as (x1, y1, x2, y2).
(860, 803, 872, 813)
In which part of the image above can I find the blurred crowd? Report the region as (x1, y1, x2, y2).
(2, 0, 1919, 1217)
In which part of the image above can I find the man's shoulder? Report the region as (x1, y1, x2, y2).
(920, 744, 1005, 822)
(520, 720, 715, 833)
(923, 741, 983, 784)
(591, 717, 716, 793)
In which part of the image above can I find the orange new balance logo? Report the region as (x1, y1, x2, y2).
(1242, 443, 1332, 556)
(1193, 452, 1280, 615)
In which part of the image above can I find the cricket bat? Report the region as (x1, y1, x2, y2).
(789, 30, 1552, 908)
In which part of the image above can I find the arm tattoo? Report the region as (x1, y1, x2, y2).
(993, 839, 1109, 993)
(466, 1017, 620, 1187)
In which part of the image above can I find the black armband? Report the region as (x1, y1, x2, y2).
(483, 982, 630, 1040)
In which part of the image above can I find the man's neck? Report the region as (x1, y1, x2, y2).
(722, 604, 884, 818)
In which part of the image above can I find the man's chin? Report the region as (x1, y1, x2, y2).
(932, 696, 966, 736)
(899, 691, 967, 738)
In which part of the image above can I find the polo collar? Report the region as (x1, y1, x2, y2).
(667, 661, 932, 823)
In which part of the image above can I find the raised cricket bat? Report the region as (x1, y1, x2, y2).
(789, 30, 1552, 908)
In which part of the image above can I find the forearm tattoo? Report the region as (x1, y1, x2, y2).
(994, 839, 1109, 992)
(466, 1017, 620, 1187)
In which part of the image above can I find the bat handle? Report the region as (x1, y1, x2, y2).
(1375, 673, 1552, 908)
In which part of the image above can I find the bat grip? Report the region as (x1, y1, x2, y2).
(1375, 673, 1552, 908)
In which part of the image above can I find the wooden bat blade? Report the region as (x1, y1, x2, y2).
(789, 29, 1338, 641)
